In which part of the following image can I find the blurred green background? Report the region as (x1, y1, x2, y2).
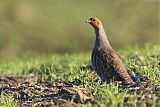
(0, 0, 159, 58)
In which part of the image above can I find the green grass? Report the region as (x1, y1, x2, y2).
(0, 93, 18, 107)
(0, 44, 160, 106)
(0, 0, 159, 57)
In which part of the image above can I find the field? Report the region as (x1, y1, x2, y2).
(0, 0, 159, 58)
(0, 44, 160, 107)
(0, 0, 159, 107)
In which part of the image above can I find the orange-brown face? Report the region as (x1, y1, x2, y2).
(86, 17, 101, 29)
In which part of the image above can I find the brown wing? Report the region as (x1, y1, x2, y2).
(92, 50, 113, 82)
(102, 49, 134, 84)
(92, 49, 134, 84)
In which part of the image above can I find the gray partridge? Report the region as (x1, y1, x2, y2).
(86, 17, 134, 85)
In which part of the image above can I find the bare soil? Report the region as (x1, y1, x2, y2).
(0, 73, 160, 107)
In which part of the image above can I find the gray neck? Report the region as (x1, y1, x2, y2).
(93, 24, 111, 50)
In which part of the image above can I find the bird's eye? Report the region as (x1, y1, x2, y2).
(92, 19, 96, 21)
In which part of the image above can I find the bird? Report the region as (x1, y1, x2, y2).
(86, 17, 134, 85)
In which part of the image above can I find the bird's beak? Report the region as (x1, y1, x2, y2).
(85, 19, 91, 23)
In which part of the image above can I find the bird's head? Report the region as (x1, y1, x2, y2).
(86, 17, 102, 29)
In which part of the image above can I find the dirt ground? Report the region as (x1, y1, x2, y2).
(0, 74, 160, 107)
(0, 74, 95, 107)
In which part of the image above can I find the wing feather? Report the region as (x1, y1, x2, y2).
(92, 48, 134, 84)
